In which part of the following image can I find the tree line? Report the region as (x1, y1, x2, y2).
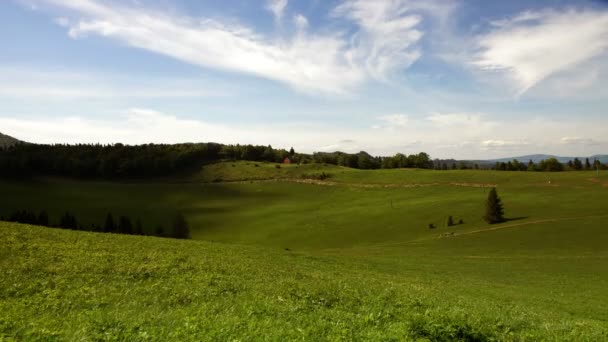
(492, 158, 605, 172)
(311, 151, 433, 169)
(2, 209, 190, 239)
(0, 142, 436, 178)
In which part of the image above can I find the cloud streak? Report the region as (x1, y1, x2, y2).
(26, 0, 437, 95)
(474, 9, 608, 95)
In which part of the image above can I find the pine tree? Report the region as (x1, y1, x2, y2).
(483, 188, 504, 224)
(37, 210, 49, 226)
(289, 147, 295, 156)
(585, 158, 591, 170)
(172, 213, 190, 239)
(134, 218, 143, 235)
(446, 216, 454, 227)
(155, 225, 165, 237)
(104, 213, 116, 233)
(59, 212, 78, 229)
(118, 216, 133, 235)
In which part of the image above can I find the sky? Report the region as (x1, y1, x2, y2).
(1, 0, 607, 159)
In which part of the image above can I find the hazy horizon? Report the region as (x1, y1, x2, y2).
(1, 0, 607, 159)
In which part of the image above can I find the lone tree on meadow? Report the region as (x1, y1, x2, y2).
(483, 188, 504, 224)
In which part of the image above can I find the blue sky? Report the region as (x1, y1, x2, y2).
(1, 0, 607, 159)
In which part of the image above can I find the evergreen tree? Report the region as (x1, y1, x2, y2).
(155, 225, 165, 237)
(483, 188, 504, 224)
(573, 158, 583, 170)
(289, 147, 295, 156)
(446, 216, 454, 227)
(134, 218, 143, 235)
(104, 213, 116, 233)
(585, 158, 591, 170)
(37, 210, 49, 226)
(172, 213, 190, 239)
(118, 216, 133, 235)
(59, 212, 78, 229)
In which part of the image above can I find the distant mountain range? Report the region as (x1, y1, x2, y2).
(0, 132, 23, 148)
(484, 154, 608, 164)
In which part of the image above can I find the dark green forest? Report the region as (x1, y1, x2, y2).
(0, 143, 434, 178)
(0, 142, 603, 179)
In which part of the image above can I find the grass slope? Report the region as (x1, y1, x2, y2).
(1, 222, 607, 341)
(1, 161, 607, 250)
(2, 162, 608, 340)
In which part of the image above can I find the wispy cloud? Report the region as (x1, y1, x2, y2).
(23, 0, 440, 95)
(375, 114, 409, 129)
(266, 0, 288, 22)
(474, 9, 608, 95)
(332, 0, 425, 80)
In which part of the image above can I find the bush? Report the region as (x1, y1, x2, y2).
(301, 172, 332, 181)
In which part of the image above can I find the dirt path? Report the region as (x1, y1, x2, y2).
(208, 178, 498, 189)
(350, 214, 608, 250)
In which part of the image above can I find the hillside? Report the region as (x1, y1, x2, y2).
(2, 222, 607, 341)
(2, 163, 608, 340)
(0, 132, 22, 148)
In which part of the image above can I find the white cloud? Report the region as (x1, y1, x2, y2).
(23, 0, 440, 95)
(474, 9, 608, 95)
(481, 139, 530, 150)
(333, 0, 424, 80)
(376, 114, 409, 128)
(293, 14, 308, 32)
(426, 113, 494, 128)
(266, 0, 288, 22)
(560, 137, 600, 146)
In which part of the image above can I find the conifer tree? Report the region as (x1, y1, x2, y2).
(483, 188, 504, 224)
(134, 218, 143, 235)
(104, 213, 116, 233)
(446, 216, 454, 227)
(118, 216, 133, 235)
(172, 213, 190, 239)
(37, 210, 49, 226)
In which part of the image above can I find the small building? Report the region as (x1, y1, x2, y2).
(283, 157, 291, 164)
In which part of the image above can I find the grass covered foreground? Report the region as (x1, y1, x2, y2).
(1, 162, 608, 340)
(1, 222, 607, 341)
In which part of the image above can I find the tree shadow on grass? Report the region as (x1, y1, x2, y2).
(503, 216, 528, 222)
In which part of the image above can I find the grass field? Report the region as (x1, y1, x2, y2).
(1, 162, 608, 340)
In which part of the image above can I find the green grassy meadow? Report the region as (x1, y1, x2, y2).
(1, 162, 608, 340)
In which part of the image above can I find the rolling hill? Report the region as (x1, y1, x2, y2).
(1, 162, 608, 340)
(0, 132, 23, 148)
